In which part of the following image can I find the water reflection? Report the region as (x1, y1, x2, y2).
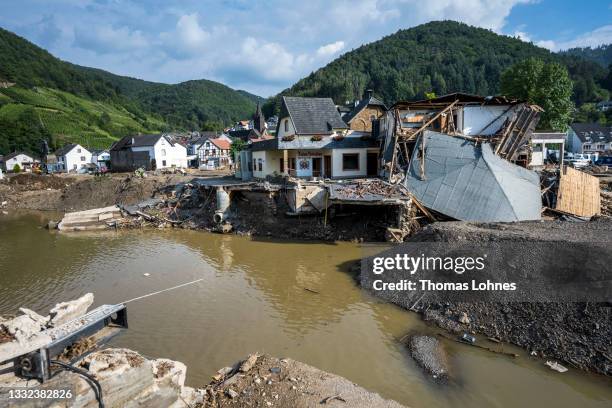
(0, 212, 610, 408)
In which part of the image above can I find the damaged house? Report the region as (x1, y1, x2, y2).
(342, 89, 387, 132)
(380, 93, 544, 222)
(110, 134, 187, 171)
(247, 96, 380, 179)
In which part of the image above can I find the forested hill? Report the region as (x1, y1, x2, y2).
(560, 44, 612, 67)
(74, 65, 258, 129)
(266, 21, 610, 113)
(0, 27, 259, 154)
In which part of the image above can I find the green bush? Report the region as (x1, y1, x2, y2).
(12, 163, 21, 173)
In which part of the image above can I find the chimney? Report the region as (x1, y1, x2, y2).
(364, 89, 373, 100)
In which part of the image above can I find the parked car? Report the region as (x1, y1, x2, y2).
(567, 153, 593, 168)
(594, 156, 612, 168)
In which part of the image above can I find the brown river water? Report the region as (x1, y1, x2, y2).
(0, 211, 610, 408)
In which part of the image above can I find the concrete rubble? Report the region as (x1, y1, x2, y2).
(0, 295, 201, 408)
(1, 297, 408, 407)
(49, 293, 94, 327)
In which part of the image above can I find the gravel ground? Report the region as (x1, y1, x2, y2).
(363, 219, 612, 376)
(198, 354, 406, 408)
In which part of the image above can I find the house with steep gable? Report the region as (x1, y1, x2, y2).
(249, 96, 380, 179)
(342, 90, 387, 132)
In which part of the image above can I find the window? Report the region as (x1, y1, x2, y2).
(258, 159, 263, 172)
(583, 144, 591, 150)
(80, 156, 86, 161)
(342, 153, 360, 171)
(162, 160, 167, 166)
(284, 119, 289, 132)
(370, 114, 377, 121)
(77, 148, 81, 153)
(248, 161, 252, 171)
(597, 144, 605, 150)
(253, 159, 257, 171)
(161, 149, 167, 156)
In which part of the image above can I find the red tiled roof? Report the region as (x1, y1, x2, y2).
(210, 138, 231, 150)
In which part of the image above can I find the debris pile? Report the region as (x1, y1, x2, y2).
(197, 353, 406, 408)
(0, 296, 201, 408)
(380, 93, 546, 222)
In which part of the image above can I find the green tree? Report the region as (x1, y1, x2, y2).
(12, 163, 21, 173)
(501, 58, 574, 131)
(230, 139, 246, 156)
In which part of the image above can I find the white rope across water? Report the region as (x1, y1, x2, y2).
(120, 278, 204, 304)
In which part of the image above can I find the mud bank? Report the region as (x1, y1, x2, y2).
(119, 178, 415, 242)
(0, 173, 190, 212)
(362, 219, 612, 376)
(198, 354, 405, 407)
(1, 174, 413, 242)
(0, 297, 406, 407)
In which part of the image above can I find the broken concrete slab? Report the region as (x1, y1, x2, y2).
(18, 307, 49, 327)
(151, 358, 187, 390)
(48, 293, 94, 327)
(2, 314, 46, 344)
(58, 205, 123, 231)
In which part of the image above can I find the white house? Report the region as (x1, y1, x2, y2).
(189, 137, 232, 169)
(91, 149, 111, 169)
(110, 134, 187, 171)
(248, 96, 380, 179)
(2, 152, 38, 172)
(55, 144, 92, 173)
(566, 123, 612, 154)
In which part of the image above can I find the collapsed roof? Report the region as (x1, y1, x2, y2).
(405, 131, 542, 222)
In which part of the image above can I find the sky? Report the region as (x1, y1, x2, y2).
(1, 0, 611, 97)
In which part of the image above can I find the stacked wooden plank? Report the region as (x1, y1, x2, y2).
(58, 205, 123, 231)
(555, 167, 601, 217)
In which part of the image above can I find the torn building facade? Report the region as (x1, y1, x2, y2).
(379, 93, 544, 222)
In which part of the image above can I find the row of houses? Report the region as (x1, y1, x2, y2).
(232, 91, 612, 181)
(1, 93, 609, 175)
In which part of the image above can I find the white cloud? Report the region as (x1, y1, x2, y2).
(536, 25, 612, 51)
(9, 0, 609, 97)
(160, 12, 211, 58)
(316, 41, 345, 57)
(535, 40, 557, 50)
(74, 25, 148, 53)
(513, 31, 531, 42)
(388, 0, 535, 32)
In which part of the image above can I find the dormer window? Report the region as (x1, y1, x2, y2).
(284, 119, 289, 132)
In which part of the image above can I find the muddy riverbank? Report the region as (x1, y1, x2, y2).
(361, 220, 612, 376)
(0, 173, 409, 241)
(0, 173, 191, 212)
